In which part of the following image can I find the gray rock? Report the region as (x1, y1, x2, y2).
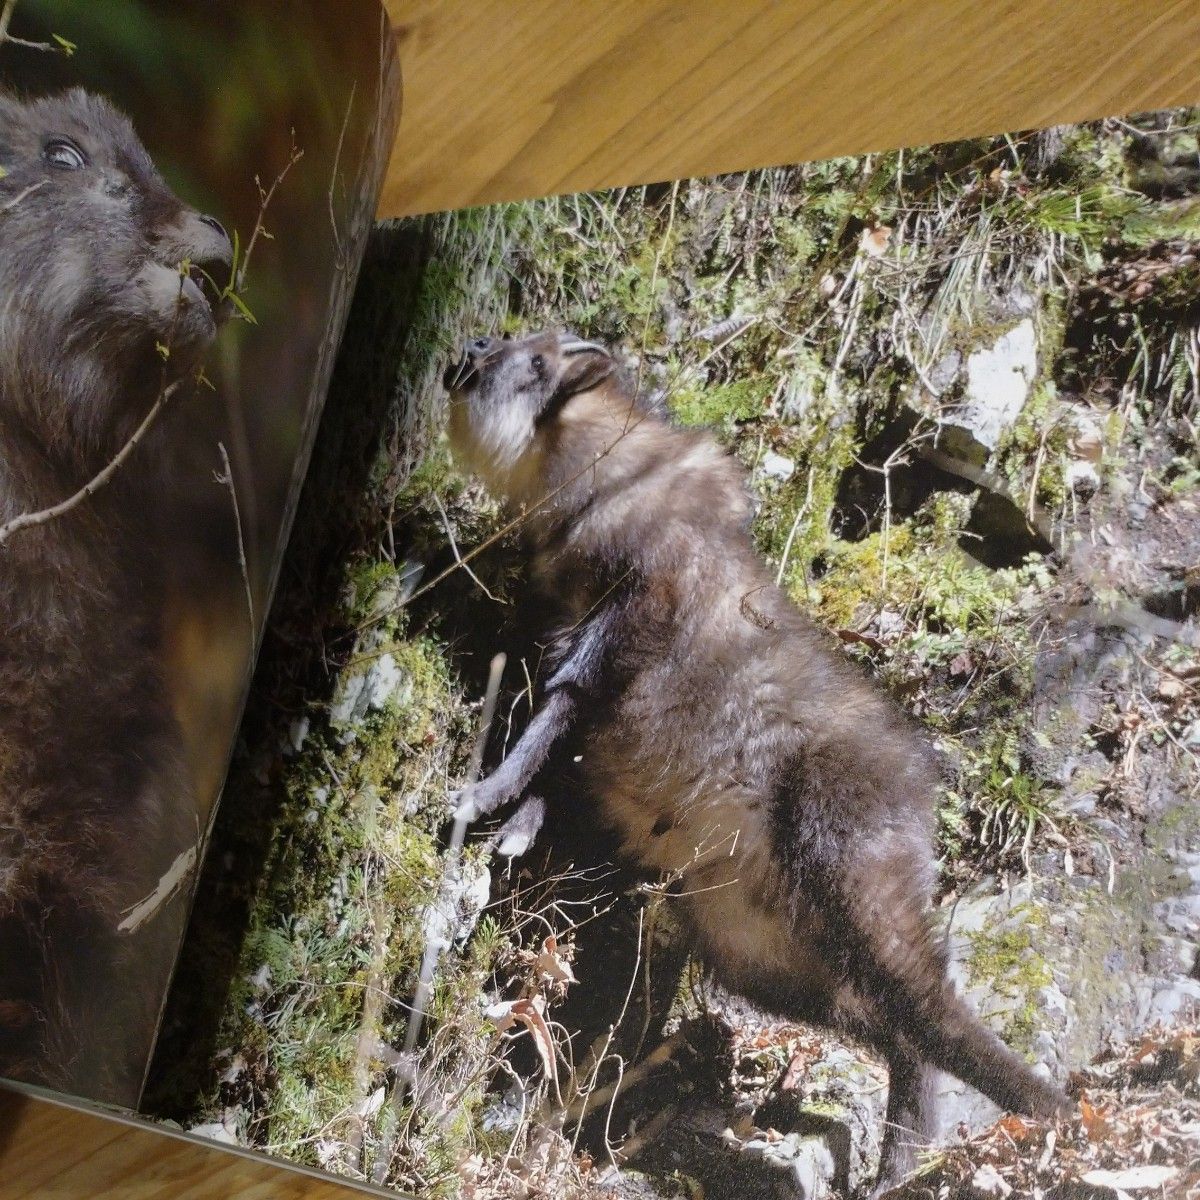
(738, 1132, 838, 1200)
(927, 350, 962, 394)
(420, 856, 491, 955)
(286, 716, 309, 756)
(932, 798, 1200, 1143)
(1065, 793, 1098, 818)
(761, 450, 796, 481)
(938, 319, 1038, 463)
(331, 648, 411, 729)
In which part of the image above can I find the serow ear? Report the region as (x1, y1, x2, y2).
(537, 340, 614, 428)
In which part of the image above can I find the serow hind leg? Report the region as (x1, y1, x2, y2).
(873, 1043, 936, 1197)
(818, 853, 1070, 1123)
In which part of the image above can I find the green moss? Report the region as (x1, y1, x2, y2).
(668, 375, 772, 431)
(964, 912, 1053, 1053)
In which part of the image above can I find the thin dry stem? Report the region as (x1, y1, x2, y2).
(0, 380, 184, 546)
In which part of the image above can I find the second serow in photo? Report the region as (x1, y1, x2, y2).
(446, 329, 1071, 1195)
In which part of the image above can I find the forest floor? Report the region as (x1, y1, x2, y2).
(147, 109, 1200, 1199)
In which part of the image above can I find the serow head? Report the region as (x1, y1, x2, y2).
(0, 88, 234, 462)
(443, 329, 615, 494)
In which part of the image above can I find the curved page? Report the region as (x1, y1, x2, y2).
(0, 0, 400, 1107)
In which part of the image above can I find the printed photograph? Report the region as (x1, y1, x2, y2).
(0, 0, 398, 1105)
(157, 107, 1198, 1196)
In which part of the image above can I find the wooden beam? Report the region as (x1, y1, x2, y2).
(380, 0, 1200, 216)
(0, 1083, 396, 1199)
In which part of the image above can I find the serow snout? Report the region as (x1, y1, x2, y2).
(184, 212, 234, 321)
(442, 335, 496, 392)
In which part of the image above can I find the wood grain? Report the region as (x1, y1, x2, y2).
(0, 1083, 397, 1199)
(380, 0, 1200, 217)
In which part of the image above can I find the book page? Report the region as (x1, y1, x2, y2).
(0, 0, 399, 1107)
(162, 103, 1199, 1196)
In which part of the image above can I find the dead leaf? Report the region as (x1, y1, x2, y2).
(534, 934, 577, 986)
(1071, 428, 1104, 463)
(1079, 1095, 1113, 1142)
(996, 1113, 1036, 1143)
(860, 224, 893, 258)
(950, 649, 975, 678)
(971, 1164, 1013, 1198)
(485, 995, 558, 1091)
(836, 627, 885, 651)
(780, 1051, 807, 1092)
(1036, 1128, 1056, 1173)
(727, 1114, 758, 1141)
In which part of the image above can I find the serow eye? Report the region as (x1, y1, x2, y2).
(530, 354, 546, 374)
(43, 138, 86, 170)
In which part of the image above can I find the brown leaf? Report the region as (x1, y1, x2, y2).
(836, 627, 885, 651)
(728, 1114, 758, 1140)
(534, 934, 577, 986)
(996, 1113, 1037, 1143)
(485, 995, 559, 1091)
(860, 224, 893, 258)
(1079, 1095, 1112, 1142)
(780, 1052, 807, 1092)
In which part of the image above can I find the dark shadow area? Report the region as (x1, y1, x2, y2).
(832, 408, 1053, 569)
(144, 220, 434, 1117)
(832, 408, 967, 542)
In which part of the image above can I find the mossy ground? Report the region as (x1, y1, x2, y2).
(150, 111, 1200, 1196)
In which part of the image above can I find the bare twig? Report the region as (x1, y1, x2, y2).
(215, 441, 255, 634)
(327, 82, 357, 270)
(0, 380, 184, 546)
(431, 492, 503, 603)
(236, 141, 305, 293)
(0, 180, 45, 213)
(0, 0, 67, 52)
(775, 464, 816, 587)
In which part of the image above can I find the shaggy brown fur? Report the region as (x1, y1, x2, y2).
(445, 330, 1071, 1194)
(0, 89, 232, 1103)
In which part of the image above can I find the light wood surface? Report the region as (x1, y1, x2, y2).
(381, 0, 1200, 217)
(0, 1082, 399, 1199)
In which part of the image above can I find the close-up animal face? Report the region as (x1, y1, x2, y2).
(443, 329, 615, 493)
(0, 89, 232, 455)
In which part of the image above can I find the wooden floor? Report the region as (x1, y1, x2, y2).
(0, 1084, 398, 1200)
(4, 0, 1200, 1195)
(381, 0, 1200, 217)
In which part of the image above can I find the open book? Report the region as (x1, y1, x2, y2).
(3, 3, 1199, 1199)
